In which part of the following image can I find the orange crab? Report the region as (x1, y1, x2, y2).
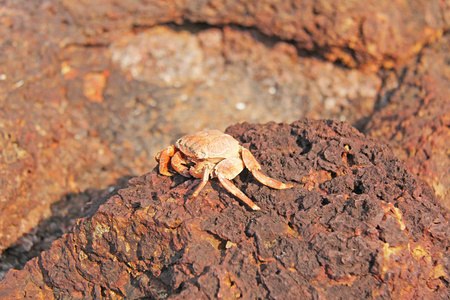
(155, 130, 293, 210)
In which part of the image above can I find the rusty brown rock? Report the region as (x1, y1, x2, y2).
(0, 5, 380, 262)
(0, 75, 125, 257)
(0, 120, 448, 299)
(185, 0, 447, 70)
(60, 0, 448, 69)
(365, 35, 450, 210)
(1, 0, 448, 286)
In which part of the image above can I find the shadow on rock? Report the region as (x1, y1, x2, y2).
(0, 175, 133, 280)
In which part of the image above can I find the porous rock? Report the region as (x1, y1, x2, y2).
(1, 0, 449, 287)
(0, 0, 381, 259)
(365, 35, 450, 210)
(0, 120, 448, 299)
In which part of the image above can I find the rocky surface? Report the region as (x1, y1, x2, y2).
(61, 0, 449, 69)
(0, 2, 381, 261)
(1, 0, 449, 290)
(0, 120, 448, 299)
(365, 35, 450, 210)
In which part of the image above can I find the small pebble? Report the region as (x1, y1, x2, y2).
(235, 102, 246, 110)
(268, 86, 277, 95)
(14, 80, 24, 88)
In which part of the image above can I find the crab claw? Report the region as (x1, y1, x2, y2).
(156, 145, 176, 176)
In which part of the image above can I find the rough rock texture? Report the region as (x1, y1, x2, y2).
(61, 0, 448, 69)
(0, 3, 381, 260)
(0, 121, 448, 299)
(1, 0, 449, 285)
(365, 35, 450, 210)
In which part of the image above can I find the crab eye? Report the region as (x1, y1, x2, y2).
(196, 151, 206, 159)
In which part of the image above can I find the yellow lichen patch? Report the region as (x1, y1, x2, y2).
(135, 207, 157, 219)
(284, 224, 299, 239)
(263, 239, 279, 251)
(93, 223, 110, 239)
(164, 197, 177, 203)
(203, 233, 222, 251)
(380, 202, 406, 230)
(432, 181, 446, 200)
(1, 132, 30, 164)
(217, 271, 242, 299)
(225, 241, 237, 249)
(78, 250, 88, 261)
(60, 60, 79, 79)
(431, 263, 447, 279)
(381, 242, 407, 275)
(411, 245, 431, 263)
(391, 206, 406, 230)
(83, 71, 108, 103)
(382, 242, 404, 258)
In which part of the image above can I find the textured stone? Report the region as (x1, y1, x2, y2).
(0, 4, 380, 260)
(1, 0, 449, 286)
(62, 0, 448, 69)
(365, 35, 450, 210)
(1, 121, 448, 299)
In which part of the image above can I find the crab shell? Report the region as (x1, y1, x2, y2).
(175, 130, 241, 163)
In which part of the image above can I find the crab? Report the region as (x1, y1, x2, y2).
(155, 130, 293, 210)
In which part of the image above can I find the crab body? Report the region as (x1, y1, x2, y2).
(176, 130, 240, 160)
(155, 130, 293, 210)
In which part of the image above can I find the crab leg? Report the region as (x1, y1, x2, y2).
(241, 148, 293, 189)
(217, 175, 261, 210)
(192, 164, 211, 197)
(171, 151, 191, 177)
(155, 145, 176, 176)
(215, 158, 261, 210)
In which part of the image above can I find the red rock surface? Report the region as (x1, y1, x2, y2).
(62, 0, 448, 69)
(365, 35, 450, 210)
(0, 3, 380, 260)
(1, 0, 449, 289)
(0, 121, 448, 299)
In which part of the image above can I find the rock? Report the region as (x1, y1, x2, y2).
(61, 0, 448, 69)
(1, 120, 448, 299)
(1, 0, 449, 285)
(0, 5, 380, 260)
(365, 35, 450, 210)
